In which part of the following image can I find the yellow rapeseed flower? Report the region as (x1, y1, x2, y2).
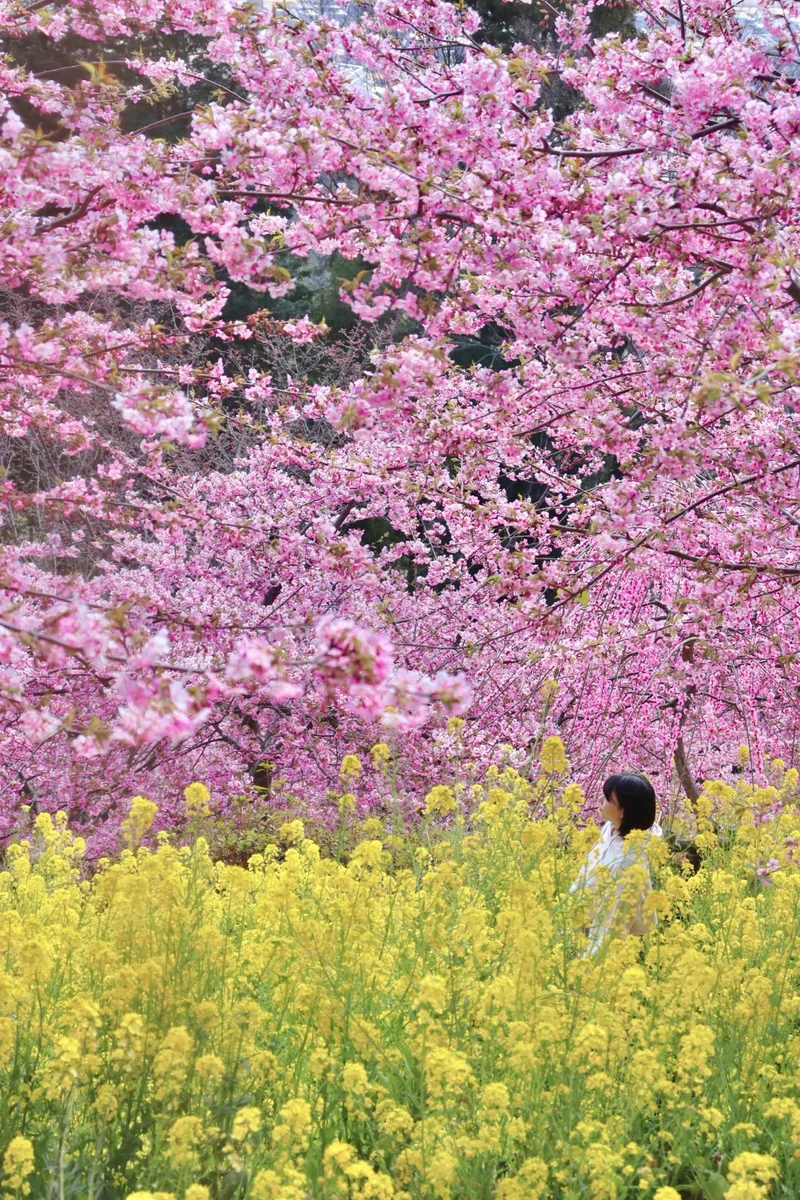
(496, 1156, 548, 1199)
(2, 1138, 34, 1197)
(183, 781, 211, 816)
(540, 735, 568, 774)
(2, 759, 800, 1196)
(277, 1098, 311, 1136)
(424, 785, 457, 817)
(153, 1026, 194, 1106)
(342, 1061, 370, 1097)
(230, 1106, 262, 1143)
(415, 973, 448, 1014)
(166, 1116, 204, 1171)
(279, 819, 304, 845)
(371, 742, 392, 768)
(338, 791, 357, 816)
(122, 794, 157, 847)
(340, 754, 362, 780)
(728, 1152, 779, 1186)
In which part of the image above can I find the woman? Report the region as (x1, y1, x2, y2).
(569, 773, 663, 956)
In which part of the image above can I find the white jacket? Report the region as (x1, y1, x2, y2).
(569, 820, 663, 956)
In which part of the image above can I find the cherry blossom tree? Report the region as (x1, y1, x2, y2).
(1, 0, 799, 845)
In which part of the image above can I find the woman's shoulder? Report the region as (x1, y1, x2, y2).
(614, 823, 662, 868)
(597, 822, 626, 867)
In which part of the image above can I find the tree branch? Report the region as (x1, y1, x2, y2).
(674, 639, 700, 806)
(542, 139, 645, 160)
(34, 187, 103, 235)
(623, 267, 731, 309)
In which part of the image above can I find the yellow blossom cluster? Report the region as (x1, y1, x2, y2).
(1, 754, 800, 1199)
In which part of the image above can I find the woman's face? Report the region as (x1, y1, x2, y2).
(600, 789, 624, 830)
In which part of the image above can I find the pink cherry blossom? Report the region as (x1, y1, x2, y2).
(0, 0, 799, 850)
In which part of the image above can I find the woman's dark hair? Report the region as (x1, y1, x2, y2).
(603, 773, 656, 837)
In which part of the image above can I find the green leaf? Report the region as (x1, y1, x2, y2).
(703, 1171, 729, 1200)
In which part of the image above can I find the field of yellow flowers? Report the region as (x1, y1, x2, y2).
(2, 747, 800, 1200)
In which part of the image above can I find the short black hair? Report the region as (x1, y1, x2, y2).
(603, 773, 656, 837)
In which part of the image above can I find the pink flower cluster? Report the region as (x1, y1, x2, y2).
(0, 0, 799, 848)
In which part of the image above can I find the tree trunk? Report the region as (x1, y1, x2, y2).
(673, 639, 700, 807)
(674, 734, 700, 806)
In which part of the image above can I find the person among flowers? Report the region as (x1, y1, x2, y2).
(570, 772, 663, 955)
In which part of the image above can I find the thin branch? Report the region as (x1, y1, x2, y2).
(623, 266, 731, 309)
(130, 111, 194, 137)
(691, 116, 741, 140)
(539, 457, 800, 622)
(34, 59, 131, 78)
(542, 139, 646, 160)
(181, 71, 248, 104)
(222, 190, 356, 206)
(34, 187, 103, 235)
(640, 82, 672, 106)
(677, 0, 686, 43)
(19, 0, 65, 12)
(666, 456, 800, 529)
(665, 548, 800, 575)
